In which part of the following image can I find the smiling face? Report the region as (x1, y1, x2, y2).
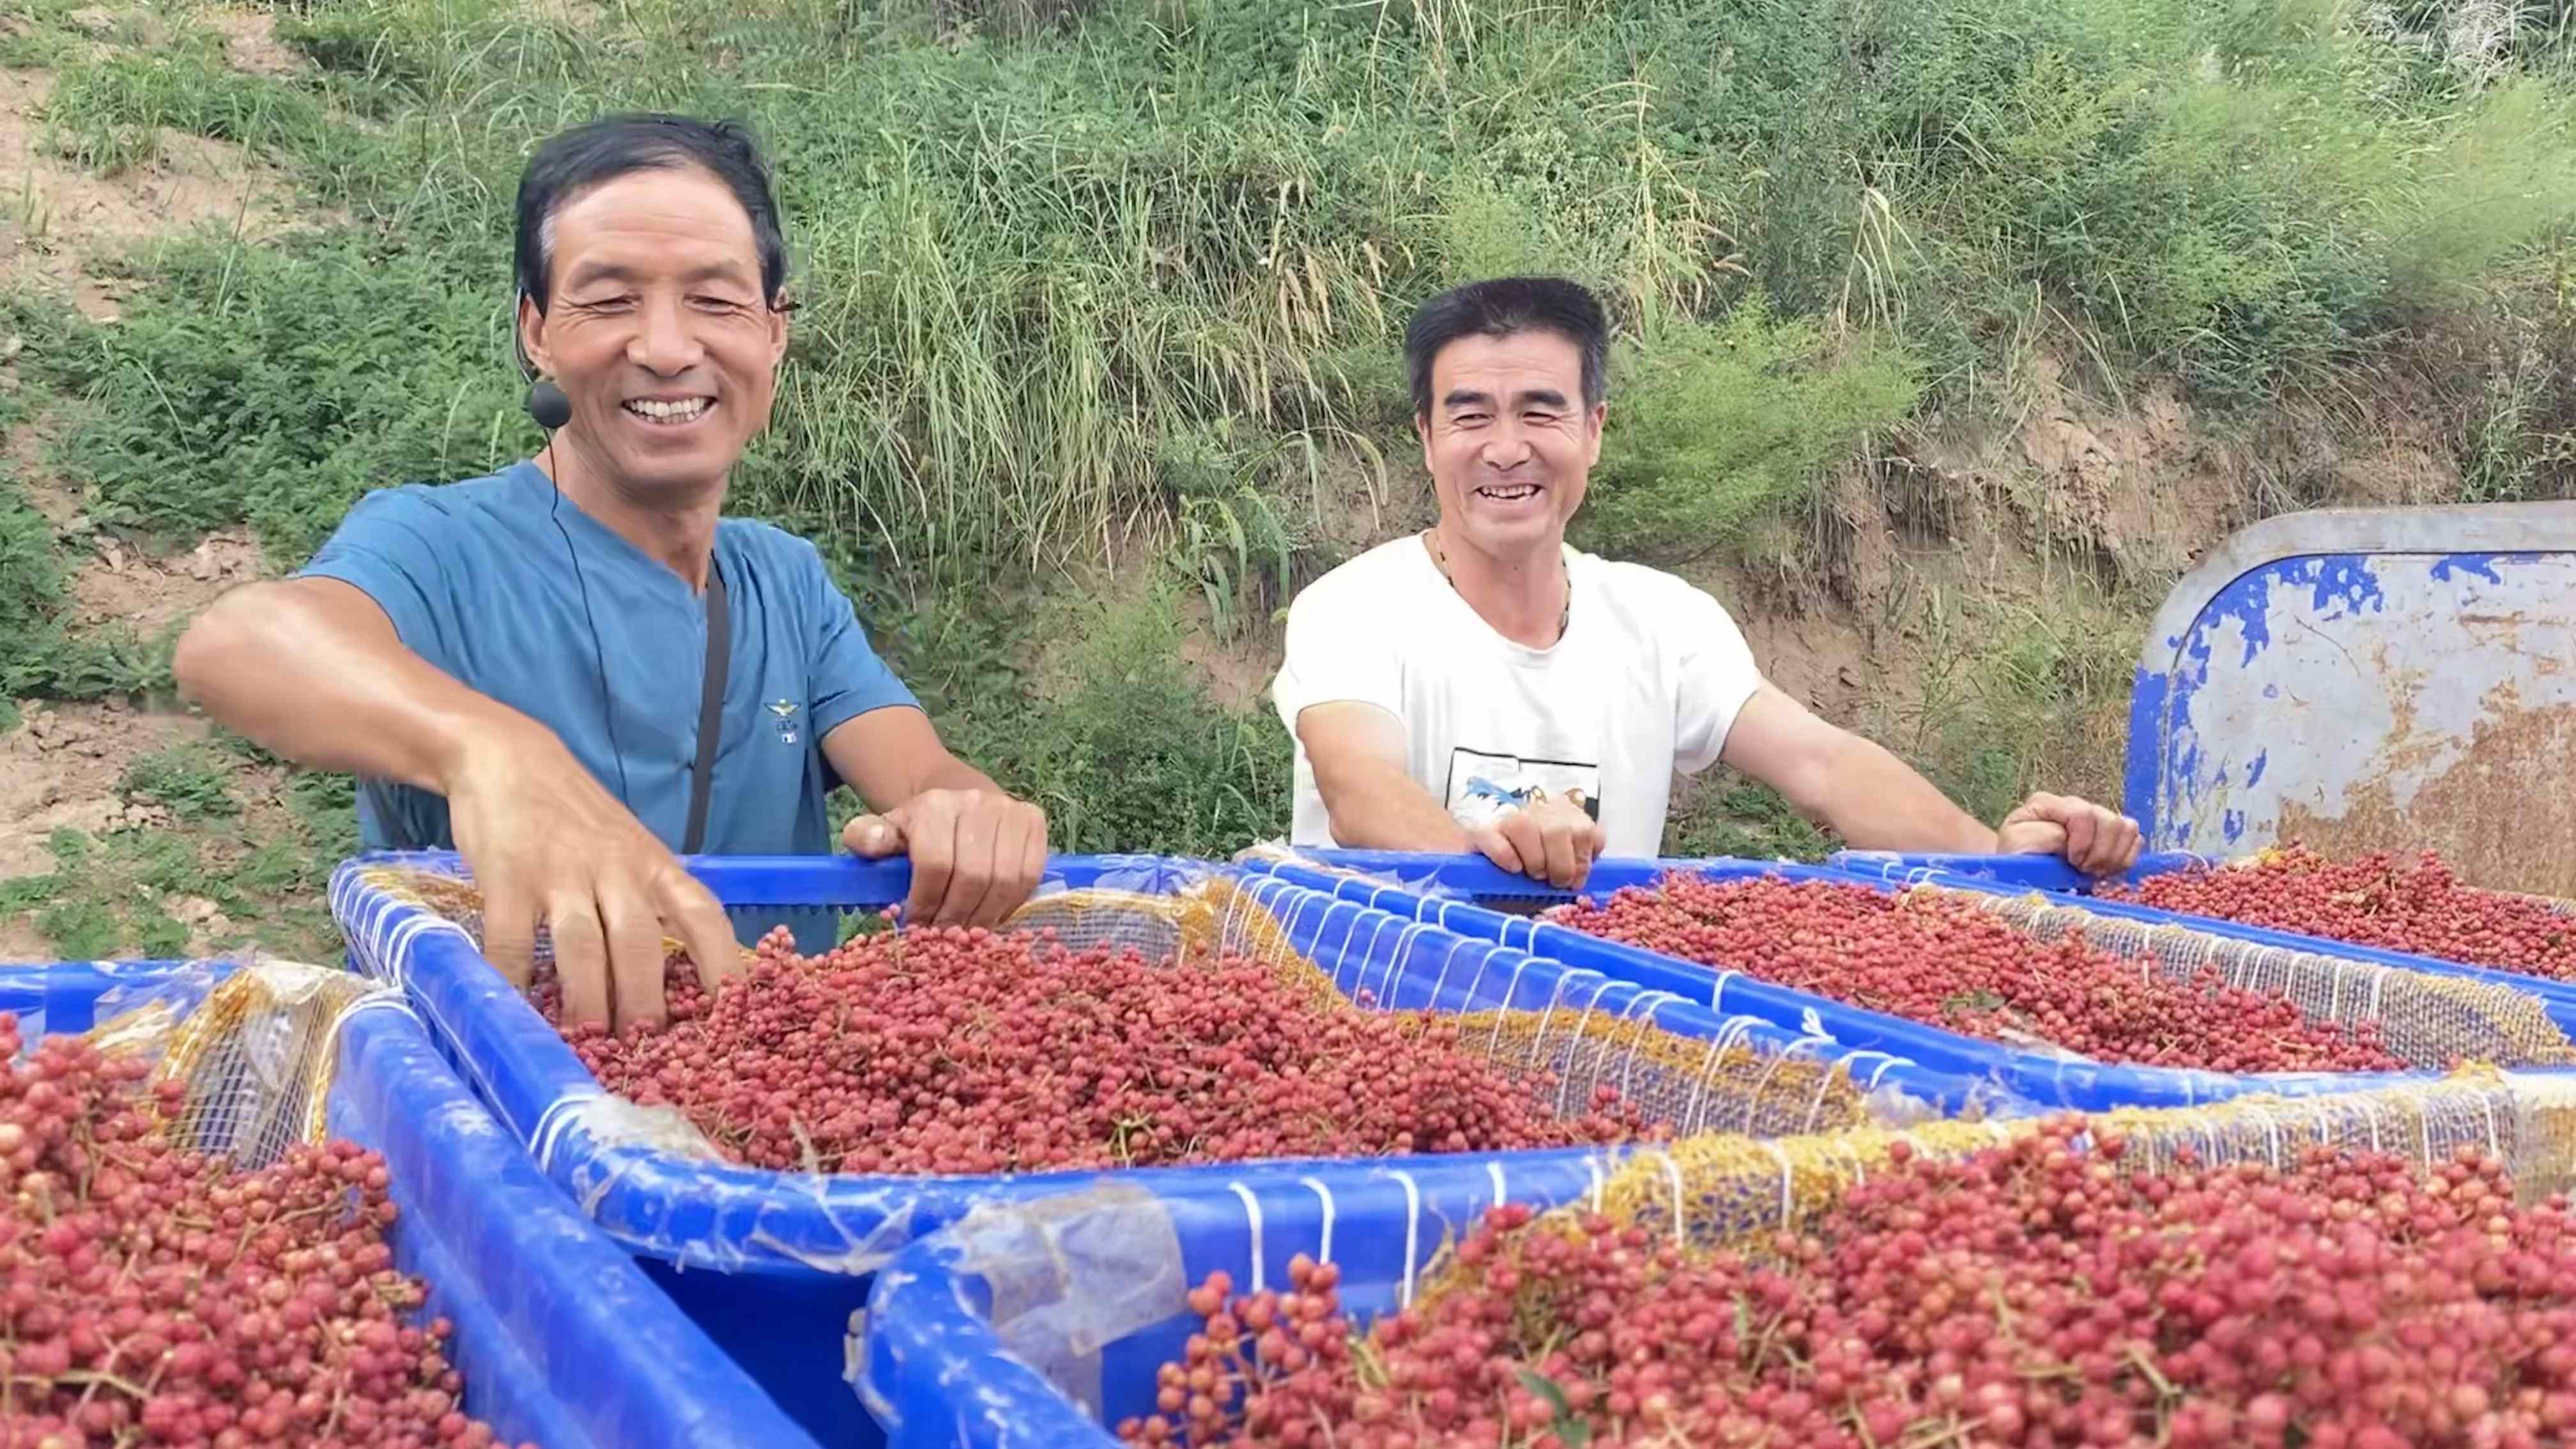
(519, 164, 788, 504)
(1417, 328, 1604, 560)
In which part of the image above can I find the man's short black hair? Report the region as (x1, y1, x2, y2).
(514, 113, 790, 315)
(1404, 277, 1610, 417)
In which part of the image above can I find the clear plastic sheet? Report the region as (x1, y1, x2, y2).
(96, 954, 381, 1169)
(0, 956, 217, 1058)
(948, 1185, 1186, 1423)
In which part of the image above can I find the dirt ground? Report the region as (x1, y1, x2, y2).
(0, 702, 198, 879)
(1, 18, 301, 955)
(0, 64, 301, 321)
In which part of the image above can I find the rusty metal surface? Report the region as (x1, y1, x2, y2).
(2127, 504, 2576, 896)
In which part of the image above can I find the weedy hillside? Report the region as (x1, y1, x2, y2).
(0, 0, 2571, 955)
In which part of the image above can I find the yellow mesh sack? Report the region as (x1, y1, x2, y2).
(80, 960, 388, 1168)
(1511, 1068, 2576, 1276)
(1922, 885, 2576, 1068)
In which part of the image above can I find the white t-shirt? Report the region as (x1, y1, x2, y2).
(1271, 535, 1765, 855)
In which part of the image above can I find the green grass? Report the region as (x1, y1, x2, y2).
(894, 582, 1292, 858)
(1666, 776, 1837, 861)
(1, 829, 194, 960)
(0, 0, 2571, 903)
(1582, 298, 1921, 560)
(44, 42, 334, 173)
(25, 0, 2566, 587)
(0, 456, 167, 704)
(0, 798, 351, 961)
(11, 241, 527, 558)
(120, 743, 241, 823)
(1896, 581, 2144, 825)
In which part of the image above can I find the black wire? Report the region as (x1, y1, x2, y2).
(542, 429, 635, 810)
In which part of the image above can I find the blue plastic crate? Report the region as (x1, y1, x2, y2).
(329, 851, 2028, 1448)
(1241, 850, 2576, 1110)
(0, 958, 816, 1449)
(862, 1056, 2576, 1449)
(861, 1172, 1588, 1449)
(1829, 850, 2576, 1015)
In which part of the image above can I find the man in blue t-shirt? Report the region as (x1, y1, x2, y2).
(174, 114, 1048, 1032)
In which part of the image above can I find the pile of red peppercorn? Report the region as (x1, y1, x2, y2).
(1546, 875, 2402, 1071)
(540, 923, 1660, 1174)
(1128, 1118, 2576, 1449)
(2106, 847, 2576, 983)
(0, 1015, 525, 1448)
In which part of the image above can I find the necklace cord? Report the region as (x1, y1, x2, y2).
(1426, 528, 1570, 643)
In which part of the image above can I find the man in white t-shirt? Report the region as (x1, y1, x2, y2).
(1271, 276, 2142, 888)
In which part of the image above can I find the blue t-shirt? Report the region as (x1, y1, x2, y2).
(299, 460, 916, 873)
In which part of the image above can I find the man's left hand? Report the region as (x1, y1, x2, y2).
(1995, 792, 2142, 876)
(843, 788, 1049, 928)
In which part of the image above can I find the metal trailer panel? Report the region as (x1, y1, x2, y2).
(2126, 502, 2576, 895)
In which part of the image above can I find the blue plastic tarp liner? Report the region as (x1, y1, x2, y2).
(1241, 849, 2576, 1110)
(327, 850, 2028, 1449)
(0, 957, 817, 1449)
(1829, 849, 2576, 1016)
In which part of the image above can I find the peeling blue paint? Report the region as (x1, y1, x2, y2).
(2304, 555, 2385, 622)
(2130, 542, 2575, 865)
(2232, 604, 2272, 668)
(2121, 665, 2168, 845)
(2432, 553, 2505, 586)
(2133, 554, 2372, 854)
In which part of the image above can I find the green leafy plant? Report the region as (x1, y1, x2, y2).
(43, 46, 332, 173)
(22, 234, 527, 558)
(1174, 489, 1296, 642)
(121, 745, 243, 824)
(0, 478, 167, 703)
(1663, 776, 1834, 861)
(1581, 300, 1919, 560)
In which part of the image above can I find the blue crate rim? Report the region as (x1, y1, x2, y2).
(1242, 852, 2562, 1110)
(327, 852, 2022, 1279)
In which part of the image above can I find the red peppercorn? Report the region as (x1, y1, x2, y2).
(0, 1017, 518, 1447)
(1124, 1116, 2576, 1448)
(533, 924, 1664, 1172)
(1548, 875, 2404, 1071)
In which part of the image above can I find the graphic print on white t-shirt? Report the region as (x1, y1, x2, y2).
(1444, 747, 1604, 831)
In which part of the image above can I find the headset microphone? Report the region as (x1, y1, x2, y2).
(526, 378, 573, 431)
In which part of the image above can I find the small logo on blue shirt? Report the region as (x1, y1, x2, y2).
(767, 698, 801, 746)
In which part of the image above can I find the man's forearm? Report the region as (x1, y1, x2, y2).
(905, 754, 1006, 801)
(174, 580, 542, 795)
(1314, 763, 1475, 852)
(1794, 734, 1999, 854)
